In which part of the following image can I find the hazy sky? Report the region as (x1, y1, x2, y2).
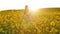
(0, 0, 60, 11)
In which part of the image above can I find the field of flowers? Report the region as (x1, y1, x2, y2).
(0, 8, 60, 34)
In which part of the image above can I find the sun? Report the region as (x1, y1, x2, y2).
(29, 6, 38, 11)
(25, 0, 40, 11)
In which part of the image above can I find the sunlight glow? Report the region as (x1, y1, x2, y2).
(26, 0, 60, 11)
(0, 0, 60, 11)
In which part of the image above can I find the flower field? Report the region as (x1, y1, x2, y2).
(0, 8, 60, 34)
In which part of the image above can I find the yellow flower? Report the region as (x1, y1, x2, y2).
(50, 21, 56, 26)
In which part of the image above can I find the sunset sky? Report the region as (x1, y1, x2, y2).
(0, 0, 60, 11)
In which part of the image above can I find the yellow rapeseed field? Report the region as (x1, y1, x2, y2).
(0, 8, 60, 34)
